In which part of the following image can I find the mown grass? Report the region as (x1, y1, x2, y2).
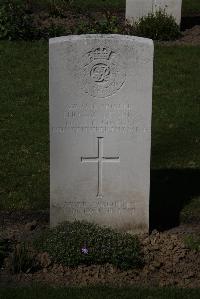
(1, 287, 200, 299)
(180, 196, 200, 223)
(0, 42, 200, 210)
(0, 41, 49, 210)
(182, 0, 200, 15)
(152, 45, 200, 169)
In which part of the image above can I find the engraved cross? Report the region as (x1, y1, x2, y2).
(81, 137, 120, 198)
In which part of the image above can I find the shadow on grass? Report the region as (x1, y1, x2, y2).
(181, 16, 200, 30)
(150, 169, 200, 231)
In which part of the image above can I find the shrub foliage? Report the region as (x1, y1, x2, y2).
(0, 0, 36, 40)
(35, 221, 143, 270)
(132, 10, 182, 41)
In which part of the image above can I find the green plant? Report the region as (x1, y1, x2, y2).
(1, 286, 200, 299)
(39, 21, 71, 38)
(184, 235, 200, 251)
(132, 10, 182, 41)
(182, 0, 200, 15)
(54, 0, 125, 13)
(97, 15, 120, 33)
(180, 197, 200, 224)
(73, 14, 121, 34)
(0, 0, 37, 40)
(0, 5, 8, 39)
(34, 221, 143, 270)
(10, 242, 38, 274)
(47, 0, 72, 17)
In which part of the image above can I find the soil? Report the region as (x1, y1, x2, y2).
(0, 211, 200, 288)
(177, 25, 200, 44)
(160, 25, 200, 45)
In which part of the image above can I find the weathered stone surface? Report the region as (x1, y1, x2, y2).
(126, 0, 153, 23)
(126, 0, 182, 25)
(49, 35, 153, 233)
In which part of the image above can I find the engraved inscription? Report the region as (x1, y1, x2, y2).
(60, 201, 135, 215)
(81, 137, 120, 198)
(81, 46, 126, 98)
(52, 103, 138, 135)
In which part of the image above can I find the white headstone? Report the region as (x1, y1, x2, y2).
(126, 0, 182, 25)
(126, 0, 153, 23)
(50, 35, 153, 233)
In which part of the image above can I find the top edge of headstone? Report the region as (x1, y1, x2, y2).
(49, 34, 153, 46)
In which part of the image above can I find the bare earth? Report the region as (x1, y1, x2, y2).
(179, 25, 200, 44)
(162, 25, 200, 45)
(0, 211, 200, 288)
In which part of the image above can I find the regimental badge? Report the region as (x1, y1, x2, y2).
(81, 46, 126, 98)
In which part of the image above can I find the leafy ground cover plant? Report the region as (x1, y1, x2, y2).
(34, 221, 143, 270)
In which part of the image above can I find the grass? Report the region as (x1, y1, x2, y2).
(180, 196, 200, 223)
(152, 45, 200, 169)
(1, 287, 200, 299)
(66, 0, 200, 15)
(0, 42, 200, 210)
(60, 0, 125, 11)
(182, 0, 200, 15)
(184, 234, 200, 251)
(30, 0, 125, 12)
(0, 41, 49, 210)
(184, 235, 200, 252)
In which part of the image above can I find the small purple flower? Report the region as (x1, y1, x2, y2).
(81, 247, 89, 254)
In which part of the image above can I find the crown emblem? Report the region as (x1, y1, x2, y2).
(81, 46, 126, 98)
(88, 47, 111, 61)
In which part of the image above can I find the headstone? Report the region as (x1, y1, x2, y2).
(50, 35, 153, 233)
(153, 0, 182, 25)
(126, 0, 153, 23)
(126, 0, 182, 25)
